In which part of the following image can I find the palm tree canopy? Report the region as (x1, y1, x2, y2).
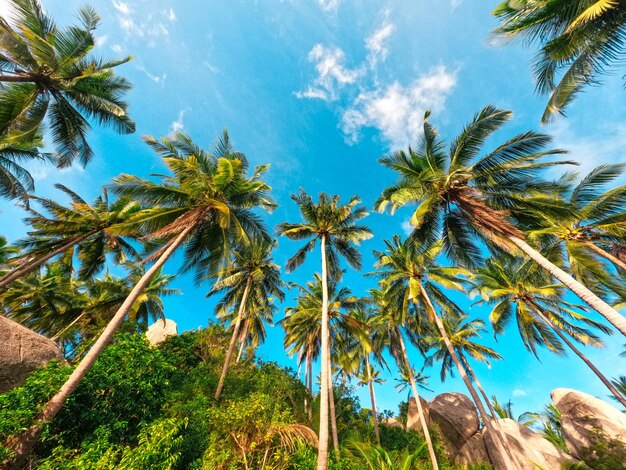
(276, 190, 373, 279)
(14, 183, 141, 280)
(0, 135, 51, 201)
(375, 106, 573, 268)
(0, 0, 135, 166)
(493, 0, 626, 122)
(111, 131, 275, 283)
(471, 255, 612, 357)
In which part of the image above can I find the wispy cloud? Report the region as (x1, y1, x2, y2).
(366, 22, 395, 67)
(169, 108, 189, 136)
(136, 64, 166, 84)
(295, 44, 361, 101)
(512, 388, 527, 397)
(164, 7, 176, 21)
(401, 219, 413, 236)
(111, 0, 171, 45)
(342, 66, 457, 149)
(317, 0, 339, 14)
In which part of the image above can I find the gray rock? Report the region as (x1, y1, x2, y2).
(455, 430, 490, 467)
(406, 396, 430, 432)
(0, 316, 64, 393)
(552, 387, 626, 459)
(484, 418, 578, 470)
(146, 319, 178, 346)
(429, 392, 479, 454)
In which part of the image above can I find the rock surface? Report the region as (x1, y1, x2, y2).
(0, 316, 64, 392)
(455, 429, 490, 467)
(146, 319, 178, 346)
(406, 396, 430, 432)
(483, 418, 577, 470)
(429, 392, 479, 454)
(381, 417, 404, 429)
(552, 387, 626, 458)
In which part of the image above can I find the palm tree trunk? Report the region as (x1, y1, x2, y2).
(510, 236, 626, 337)
(583, 241, 626, 273)
(307, 350, 313, 422)
(0, 230, 98, 290)
(396, 326, 439, 470)
(528, 301, 626, 408)
(3, 226, 192, 469)
(365, 354, 380, 445)
(327, 351, 340, 457)
(0, 74, 35, 83)
(317, 235, 330, 470)
(418, 284, 521, 470)
(460, 354, 498, 419)
(51, 311, 87, 342)
(235, 320, 249, 363)
(214, 277, 252, 400)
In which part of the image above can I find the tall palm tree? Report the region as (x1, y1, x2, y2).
(0, 235, 20, 268)
(425, 315, 503, 419)
(4, 131, 274, 468)
(529, 165, 626, 298)
(0, 0, 135, 167)
(233, 299, 277, 363)
(375, 106, 626, 337)
(209, 237, 285, 400)
(0, 135, 49, 201)
(492, 0, 626, 122)
(472, 255, 626, 407)
(369, 286, 440, 470)
(0, 184, 141, 289)
(372, 237, 520, 469)
(277, 191, 372, 470)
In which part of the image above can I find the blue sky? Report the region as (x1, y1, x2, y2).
(1, 0, 625, 417)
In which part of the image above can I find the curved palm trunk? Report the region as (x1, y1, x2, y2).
(460, 354, 498, 419)
(317, 236, 330, 470)
(235, 320, 249, 363)
(583, 241, 626, 273)
(528, 301, 626, 408)
(418, 284, 521, 470)
(3, 226, 192, 469)
(215, 277, 252, 400)
(365, 354, 380, 445)
(51, 311, 87, 342)
(510, 236, 626, 337)
(327, 351, 339, 457)
(0, 230, 98, 290)
(396, 326, 439, 470)
(0, 74, 35, 83)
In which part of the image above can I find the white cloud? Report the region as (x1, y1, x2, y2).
(111, 0, 170, 44)
(512, 388, 527, 397)
(136, 64, 166, 84)
(164, 8, 176, 21)
(366, 22, 395, 66)
(341, 66, 457, 149)
(401, 219, 413, 236)
(318, 0, 339, 14)
(295, 44, 361, 101)
(169, 109, 188, 135)
(111, 44, 124, 53)
(95, 35, 108, 47)
(112, 0, 130, 15)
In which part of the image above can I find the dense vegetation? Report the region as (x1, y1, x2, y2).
(0, 0, 626, 469)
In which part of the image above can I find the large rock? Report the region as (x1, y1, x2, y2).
(429, 392, 479, 454)
(484, 418, 577, 470)
(406, 396, 430, 432)
(146, 319, 178, 346)
(381, 417, 404, 429)
(0, 316, 64, 393)
(552, 387, 626, 458)
(455, 430, 490, 467)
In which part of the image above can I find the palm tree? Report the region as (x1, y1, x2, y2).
(209, 237, 285, 400)
(346, 440, 426, 470)
(0, 235, 20, 268)
(4, 131, 274, 468)
(369, 286, 440, 470)
(529, 165, 626, 298)
(0, 0, 135, 167)
(0, 135, 49, 201)
(277, 191, 372, 470)
(233, 300, 277, 363)
(375, 106, 626, 337)
(0, 184, 141, 289)
(611, 376, 626, 408)
(472, 255, 626, 407)
(492, 0, 626, 122)
(426, 315, 503, 419)
(372, 237, 519, 469)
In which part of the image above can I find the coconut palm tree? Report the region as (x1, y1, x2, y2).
(471, 255, 626, 407)
(232, 299, 277, 363)
(0, 135, 50, 201)
(492, 0, 626, 122)
(425, 315, 503, 419)
(0, 0, 134, 167)
(4, 131, 274, 468)
(375, 106, 626, 337)
(369, 286, 440, 470)
(209, 237, 285, 400)
(372, 236, 519, 469)
(528, 165, 626, 299)
(277, 192, 372, 470)
(0, 235, 20, 268)
(0, 184, 141, 289)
